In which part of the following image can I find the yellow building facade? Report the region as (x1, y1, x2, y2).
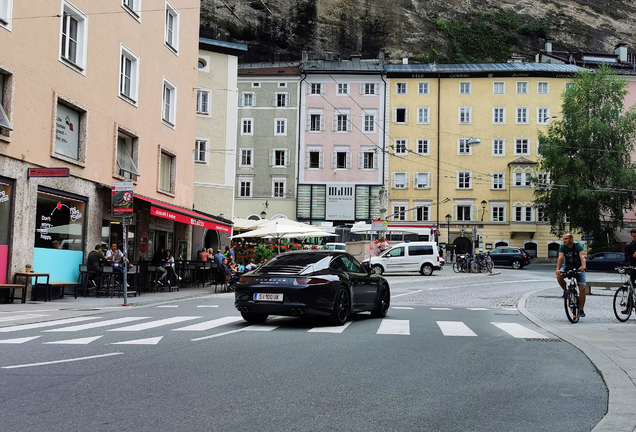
(384, 64, 581, 258)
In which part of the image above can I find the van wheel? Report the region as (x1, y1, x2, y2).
(372, 265, 384, 275)
(420, 264, 433, 276)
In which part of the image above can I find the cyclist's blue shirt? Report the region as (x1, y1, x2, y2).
(559, 242, 584, 270)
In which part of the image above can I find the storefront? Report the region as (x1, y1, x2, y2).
(0, 176, 13, 284)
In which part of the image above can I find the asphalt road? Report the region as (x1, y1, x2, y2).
(0, 264, 608, 432)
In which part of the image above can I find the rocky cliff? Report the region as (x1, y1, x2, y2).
(200, 0, 636, 63)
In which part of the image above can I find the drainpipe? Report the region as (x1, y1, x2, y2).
(297, 66, 307, 223)
(436, 72, 441, 228)
(380, 72, 388, 221)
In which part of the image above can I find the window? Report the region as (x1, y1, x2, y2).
(394, 107, 408, 123)
(396, 82, 407, 94)
(492, 138, 505, 156)
(273, 180, 286, 198)
(310, 83, 322, 94)
(459, 107, 471, 124)
(122, 0, 141, 20)
(252, 82, 260, 88)
(0, 68, 14, 137)
(514, 172, 532, 187)
(278, 82, 287, 88)
(239, 149, 253, 167)
(537, 208, 548, 222)
(492, 173, 504, 190)
(418, 82, 429, 94)
(270, 150, 289, 167)
(457, 171, 471, 189)
(59, 1, 88, 72)
(516, 107, 528, 124)
(334, 113, 350, 132)
(415, 206, 429, 221)
(239, 178, 252, 197)
(458, 138, 472, 155)
(392, 173, 407, 189)
(516, 81, 528, 94)
(0, 0, 13, 30)
(459, 82, 471, 94)
(416, 139, 429, 155)
(54, 99, 86, 163)
(159, 151, 175, 194)
(363, 113, 375, 132)
(565, 82, 574, 90)
(537, 107, 550, 125)
(493, 107, 505, 124)
(164, 1, 179, 53)
(417, 107, 430, 124)
(363, 83, 377, 95)
(337, 83, 348, 95)
(161, 78, 177, 127)
(116, 130, 139, 180)
(307, 150, 323, 169)
(538, 82, 549, 94)
(275, 93, 288, 107)
(275, 118, 286, 136)
(308, 113, 323, 131)
(198, 57, 207, 69)
(394, 139, 407, 155)
(240, 92, 255, 107)
(492, 206, 505, 222)
(392, 206, 406, 221)
(514, 138, 530, 155)
(414, 172, 430, 189)
(457, 206, 471, 221)
(35, 189, 86, 252)
(194, 139, 207, 164)
(514, 206, 533, 222)
(241, 118, 253, 135)
(536, 172, 550, 189)
(333, 150, 349, 169)
(493, 82, 504, 94)
(196, 90, 209, 114)
(360, 151, 375, 169)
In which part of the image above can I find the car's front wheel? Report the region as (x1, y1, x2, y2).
(372, 265, 384, 275)
(511, 260, 522, 269)
(371, 284, 390, 318)
(328, 286, 351, 326)
(241, 312, 269, 323)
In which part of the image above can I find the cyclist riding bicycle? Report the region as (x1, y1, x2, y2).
(624, 228, 636, 282)
(556, 233, 587, 318)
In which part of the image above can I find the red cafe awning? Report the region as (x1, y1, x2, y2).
(133, 194, 231, 233)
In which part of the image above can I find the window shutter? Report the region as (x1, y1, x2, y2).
(405, 108, 410, 123)
(346, 152, 351, 168)
(306, 115, 311, 131)
(392, 108, 397, 123)
(284, 150, 290, 166)
(320, 115, 325, 131)
(404, 173, 409, 189)
(269, 150, 274, 166)
(304, 151, 310, 168)
(452, 204, 457, 220)
(373, 83, 378, 95)
(272, 94, 276, 107)
(391, 172, 396, 189)
(319, 151, 324, 168)
(238, 94, 244, 107)
(373, 152, 378, 169)
(347, 115, 352, 131)
(332, 152, 337, 168)
(332, 115, 337, 131)
(360, 83, 364, 94)
(320, 84, 324, 94)
(358, 152, 363, 169)
(414, 173, 418, 188)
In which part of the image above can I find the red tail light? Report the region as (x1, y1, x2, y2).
(437, 256, 439, 262)
(294, 278, 329, 286)
(239, 277, 250, 284)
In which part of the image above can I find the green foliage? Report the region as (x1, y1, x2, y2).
(535, 66, 636, 240)
(421, 46, 439, 64)
(519, 22, 548, 38)
(254, 244, 276, 263)
(435, 19, 447, 31)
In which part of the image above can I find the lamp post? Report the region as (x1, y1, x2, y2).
(481, 200, 487, 221)
(445, 214, 451, 260)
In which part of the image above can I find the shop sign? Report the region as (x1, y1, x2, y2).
(111, 181, 134, 216)
(55, 104, 80, 160)
(325, 185, 355, 220)
(150, 206, 231, 233)
(28, 168, 70, 178)
(149, 215, 174, 232)
(372, 220, 388, 231)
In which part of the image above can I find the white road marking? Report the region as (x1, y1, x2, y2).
(467, 308, 490, 311)
(391, 290, 423, 298)
(43, 317, 149, 332)
(0, 336, 41, 344)
(243, 324, 280, 332)
(430, 307, 452, 310)
(2, 353, 123, 369)
(0, 314, 49, 322)
(112, 337, 163, 345)
(0, 317, 100, 333)
(191, 329, 245, 341)
(156, 305, 179, 308)
(172, 316, 243, 331)
(376, 319, 410, 335)
(392, 307, 414, 310)
(491, 322, 549, 339)
(44, 336, 103, 345)
(108, 316, 201, 331)
(437, 321, 477, 337)
(308, 321, 353, 333)
(196, 305, 219, 308)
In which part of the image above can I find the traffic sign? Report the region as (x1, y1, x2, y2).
(112, 181, 134, 216)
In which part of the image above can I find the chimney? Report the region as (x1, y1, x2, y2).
(350, 54, 362, 62)
(616, 43, 628, 62)
(402, 57, 409, 65)
(378, 49, 385, 62)
(301, 50, 308, 62)
(545, 39, 553, 53)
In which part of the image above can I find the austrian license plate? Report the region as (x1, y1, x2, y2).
(253, 293, 283, 302)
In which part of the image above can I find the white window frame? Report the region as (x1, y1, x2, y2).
(394, 138, 407, 155)
(333, 112, 351, 133)
(457, 171, 472, 189)
(164, 1, 179, 54)
(491, 172, 505, 190)
(272, 179, 286, 198)
(516, 81, 528, 94)
(516, 107, 528, 124)
(194, 138, 208, 164)
(238, 177, 253, 198)
(418, 82, 430, 95)
(306, 146, 323, 169)
(271, 149, 290, 167)
(363, 111, 376, 133)
(456, 205, 472, 221)
(417, 107, 430, 124)
(274, 92, 288, 107)
(459, 82, 471, 95)
(514, 171, 532, 187)
(251, 82, 261, 88)
(122, 0, 141, 22)
(161, 77, 177, 128)
(537, 208, 549, 223)
(241, 118, 254, 136)
(536, 172, 550, 190)
(459, 106, 472, 124)
(493, 82, 504, 94)
(274, 118, 287, 136)
(414, 203, 431, 222)
(537, 107, 550, 125)
(414, 172, 431, 189)
(396, 82, 407, 94)
(391, 173, 408, 190)
(393, 107, 409, 124)
(0, 0, 13, 31)
(537, 81, 549, 94)
(359, 149, 376, 170)
(309, 83, 323, 95)
(158, 148, 176, 195)
(492, 205, 506, 222)
(53, 95, 87, 166)
(416, 138, 430, 156)
(240, 92, 255, 107)
(239, 148, 253, 167)
(392, 203, 407, 221)
(492, 138, 505, 156)
(362, 83, 377, 95)
(308, 112, 324, 132)
(514, 205, 534, 222)
(337, 83, 349, 95)
(278, 82, 287, 88)
(196, 89, 210, 115)
(115, 127, 139, 181)
(514, 137, 530, 156)
(332, 147, 350, 170)
(59, 1, 88, 74)
(119, 44, 139, 105)
(492, 107, 505, 124)
(458, 138, 472, 155)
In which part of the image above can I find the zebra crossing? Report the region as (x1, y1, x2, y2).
(0, 305, 550, 346)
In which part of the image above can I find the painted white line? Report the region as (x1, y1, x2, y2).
(172, 316, 243, 331)
(376, 319, 410, 335)
(112, 336, 163, 345)
(191, 329, 245, 341)
(243, 324, 280, 332)
(437, 321, 477, 337)
(2, 353, 123, 369)
(430, 307, 452, 310)
(391, 290, 423, 298)
(467, 308, 490, 311)
(0, 317, 100, 333)
(108, 316, 202, 331)
(196, 305, 219, 308)
(43, 317, 149, 332)
(0, 314, 49, 322)
(491, 322, 549, 339)
(44, 336, 103, 345)
(392, 306, 414, 310)
(156, 305, 179, 308)
(0, 336, 41, 344)
(308, 321, 353, 334)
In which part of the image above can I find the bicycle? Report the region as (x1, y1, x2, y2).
(470, 253, 494, 273)
(562, 269, 580, 323)
(613, 267, 636, 322)
(453, 254, 470, 273)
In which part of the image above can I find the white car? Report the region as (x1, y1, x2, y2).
(364, 241, 442, 276)
(323, 243, 346, 251)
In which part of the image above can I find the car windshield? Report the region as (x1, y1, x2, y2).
(261, 252, 333, 274)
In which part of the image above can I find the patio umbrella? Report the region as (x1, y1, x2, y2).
(230, 221, 321, 253)
(232, 217, 268, 230)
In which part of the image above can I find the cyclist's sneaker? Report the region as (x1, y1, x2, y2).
(579, 310, 586, 318)
(561, 291, 566, 299)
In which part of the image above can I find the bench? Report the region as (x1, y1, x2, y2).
(586, 281, 622, 295)
(0, 284, 27, 303)
(32, 282, 80, 301)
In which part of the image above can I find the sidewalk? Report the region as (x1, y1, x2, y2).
(520, 287, 636, 432)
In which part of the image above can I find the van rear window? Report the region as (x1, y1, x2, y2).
(409, 245, 433, 256)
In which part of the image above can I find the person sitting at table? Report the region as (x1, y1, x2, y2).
(207, 248, 214, 260)
(226, 260, 239, 290)
(213, 249, 225, 268)
(163, 249, 181, 283)
(152, 247, 168, 285)
(198, 248, 210, 261)
(245, 260, 258, 272)
(225, 245, 235, 263)
(86, 244, 109, 288)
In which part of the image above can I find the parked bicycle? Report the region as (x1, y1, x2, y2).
(453, 254, 470, 273)
(471, 253, 494, 273)
(613, 266, 636, 322)
(562, 269, 580, 323)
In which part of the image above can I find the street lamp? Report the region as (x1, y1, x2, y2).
(260, 210, 267, 219)
(481, 200, 487, 221)
(445, 214, 452, 253)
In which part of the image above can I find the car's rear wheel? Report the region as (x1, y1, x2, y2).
(328, 286, 351, 326)
(512, 260, 522, 269)
(240, 312, 269, 323)
(420, 263, 433, 276)
(372, 265, 384, 275)
(371, 284, 390, 318)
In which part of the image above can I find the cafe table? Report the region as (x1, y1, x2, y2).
(13, 272, 50, 303)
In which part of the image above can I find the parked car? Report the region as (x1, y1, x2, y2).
(234, 250, 390, 325)
(363, 241, 442, 276)
(323, 242, 346, 251)
(585, 252, 625, 272)
(487, 247, 531, 269)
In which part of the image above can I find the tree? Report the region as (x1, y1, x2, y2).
(535, 66, 636, 242)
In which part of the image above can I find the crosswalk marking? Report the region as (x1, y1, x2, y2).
(112, 337, 163, 345)
(42, 317, 149, 332)
(172, 316, 243, 331)
(108, 316, 201, 332)
(0, 317, 100, 333)
(491, 322, 549, 339)
(156, 305, 179, 308)
(377, 319, 410, 335)
(244, 324, 280, 332)
(0, 314, 49, 322)
(437, 321, 477, 337)
(0, 336, 41, 344)
(192, 329, 244, 341)
(392, 307, 414, 310)
(44, 336, 103, 345)
(430, 308, 452, 310)
(467, 308, 490, 311)
(308, 321, 353, 334)
(2, 353, 123, 369)
(196, 305, 219, 308)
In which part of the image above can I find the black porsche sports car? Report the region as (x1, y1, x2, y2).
(234, 250, 390, 325)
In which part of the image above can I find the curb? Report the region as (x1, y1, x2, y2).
(518, 288, 636, 432)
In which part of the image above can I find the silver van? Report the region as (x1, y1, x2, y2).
(363, 242, 441, 276)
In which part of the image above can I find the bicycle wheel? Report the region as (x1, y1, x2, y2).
(564, 288, 579, 323)
(453, 262, 461, 273)
(613, 286, 632, 322)
(470, 262, 479, 273)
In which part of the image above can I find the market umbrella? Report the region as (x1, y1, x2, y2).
(230, 221, 321, 253)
